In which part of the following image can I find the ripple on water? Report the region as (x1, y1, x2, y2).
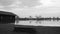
(15, 20, 60, 27)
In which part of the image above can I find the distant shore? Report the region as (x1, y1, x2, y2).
(16, 17, 60, 21)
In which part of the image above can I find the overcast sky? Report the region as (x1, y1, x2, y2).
(0, 0, 60, 18)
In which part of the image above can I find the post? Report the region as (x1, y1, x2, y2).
(15, 16, 19, 24)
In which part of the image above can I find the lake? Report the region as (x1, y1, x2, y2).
(15, 20, 60, 27)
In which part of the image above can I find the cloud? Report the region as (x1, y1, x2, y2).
(0, 0, 60, 17)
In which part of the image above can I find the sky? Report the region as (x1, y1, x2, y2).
(0, 0, 60, 18)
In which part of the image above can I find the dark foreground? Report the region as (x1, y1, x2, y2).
(0, 24, 60, 34)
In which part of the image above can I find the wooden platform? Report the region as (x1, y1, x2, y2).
(14, 24, 60, 33)
(0, 24, 60, 34)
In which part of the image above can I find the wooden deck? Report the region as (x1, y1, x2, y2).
(0, 24, 60, 34)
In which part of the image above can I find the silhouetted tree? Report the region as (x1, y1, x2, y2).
(35, 15, 42, 19)
(53, 17, 56, 21)
(29, 16, 32, 18)
(49, 17, 51, 21)
(56, 17, 59, 21)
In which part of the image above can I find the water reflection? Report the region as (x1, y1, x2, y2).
(15, 20, 60, 26)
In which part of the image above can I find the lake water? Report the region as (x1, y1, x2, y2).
(15, 20, 60, 26)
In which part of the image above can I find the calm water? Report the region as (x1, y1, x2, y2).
(15, 20, 60, 26)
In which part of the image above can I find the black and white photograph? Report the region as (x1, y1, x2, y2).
(0, 0, 60, 34)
